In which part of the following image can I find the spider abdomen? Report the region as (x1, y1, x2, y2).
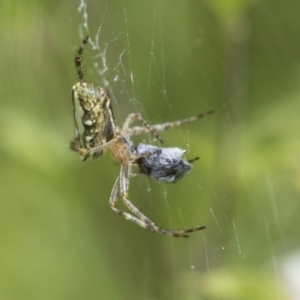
(71, 81, 116, 160)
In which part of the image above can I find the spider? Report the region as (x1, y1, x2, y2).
(70, 36, 214, 237)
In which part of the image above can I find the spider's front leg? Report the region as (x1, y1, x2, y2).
(70, 136, 90, 160)
(128, 110, 215, 137)
(122, 113, 164, 144)
(70, 137, 118, 161)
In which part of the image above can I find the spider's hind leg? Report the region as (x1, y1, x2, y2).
(114, 165, 206, 237)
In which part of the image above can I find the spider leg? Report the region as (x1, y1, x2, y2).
(130, 172, 141, 177)
(70, 137, 118, 160)
(122, 113, 164, 144)
(128, 110, 215, 136)
(75, 35, 89, 82)
(118, 165, 155, 225)
(109, 173, 169, 233)
(109, 175, 150, 228)
(188, 156, 200, 164)
(87, 138, 118, 155)
(116, 165, 206, 237)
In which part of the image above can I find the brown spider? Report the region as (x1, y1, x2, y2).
(70, 36, 214, 237)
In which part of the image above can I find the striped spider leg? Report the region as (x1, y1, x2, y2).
(128, 110, 215, 137)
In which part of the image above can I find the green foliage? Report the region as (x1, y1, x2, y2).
(0, 0, 299, 299)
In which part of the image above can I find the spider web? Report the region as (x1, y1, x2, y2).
(1, 0, 299, 299)
(70, 1, 297, 299)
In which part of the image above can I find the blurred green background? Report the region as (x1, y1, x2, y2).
(1, 0, 300, 299)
